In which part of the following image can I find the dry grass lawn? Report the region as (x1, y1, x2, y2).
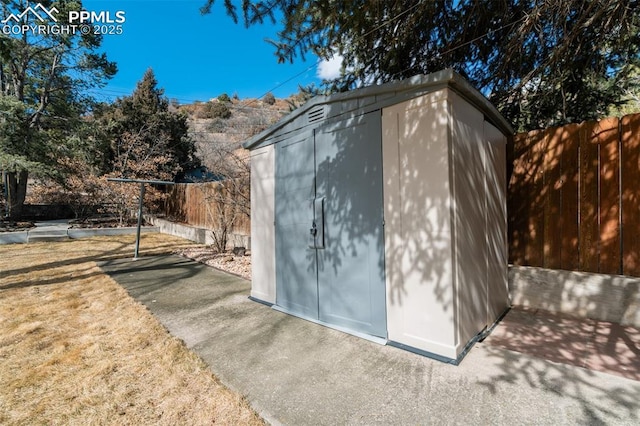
(0, 234, 264, 425)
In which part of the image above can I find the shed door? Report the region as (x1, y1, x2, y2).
(275, 112, 387, 338)
(275, 131, 318, 319)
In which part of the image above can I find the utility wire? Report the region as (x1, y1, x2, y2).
(87, 3, 526, 125)
(85, 0, 429, 109)
(388, 14, 528, 80)
(249, 0, 428, 103)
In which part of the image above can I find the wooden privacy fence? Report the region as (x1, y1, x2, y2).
(162, 181, 250, 235)
(509, 112, 640, 276)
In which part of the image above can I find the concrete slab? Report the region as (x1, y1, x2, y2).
(32, 219, 71, 230)
(0, 231, 28, 244)
(100, 255, 640, 425)
(67, 226, 158, 239)
(485, 306, 640, 381)
(27, 219, 70, 241)
(509, 265, 640, 327)
(147, 216, 250, 249)
(27, 234, 69, 242)
(0, 221, 160, 245)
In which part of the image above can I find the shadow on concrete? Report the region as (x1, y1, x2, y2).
(102, 254, 640, 425)
(485, 306, 640, 382)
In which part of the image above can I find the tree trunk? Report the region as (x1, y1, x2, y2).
(5, 170, 28, 219)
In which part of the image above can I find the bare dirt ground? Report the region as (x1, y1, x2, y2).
(0, 234, 263, 425)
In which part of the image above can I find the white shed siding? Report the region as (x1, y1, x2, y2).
(250, 145, 276, 303)
(450, 92, 490, 350)
(484, 121, 510, 322)
(382, 90, 458, 358)
(382, 89, 510, 360)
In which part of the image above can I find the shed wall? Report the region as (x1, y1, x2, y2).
(450, 92, 489, 350)
(450, 94, 509, 353)
(382, 89, 509, 360)
(382, 90, 458, 358)
(250, 145, 276, 303)
(484, 121, 510, 322)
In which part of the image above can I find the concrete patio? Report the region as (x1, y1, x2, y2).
(100, 254, 640, 425)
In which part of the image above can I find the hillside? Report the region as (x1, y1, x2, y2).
(178, 94, 306, 171)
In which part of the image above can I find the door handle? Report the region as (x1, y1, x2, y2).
(308, 197, 325, 249)
(313, 197, 325, 249)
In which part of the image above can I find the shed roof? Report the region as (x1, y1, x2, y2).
(243, 69, 513, 150)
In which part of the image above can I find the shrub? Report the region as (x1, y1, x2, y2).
(207, 119, 226, 132)
(262, 92, 276, 105)
(198, 102, 232, 119)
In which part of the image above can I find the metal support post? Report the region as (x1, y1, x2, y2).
(134, 182, 145, 259)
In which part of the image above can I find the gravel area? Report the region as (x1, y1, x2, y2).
(176, 247, 251, 280)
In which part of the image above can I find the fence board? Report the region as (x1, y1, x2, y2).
(579, 122, 600, 272)
(560, 124, 580, 270)
(507, 134, 527, 264)
(508, 130, 547, 266)
(543, 127, 563, 269)
(509, 111, 640, 277)
(527, 130, 546, 266)
(162, 182, 250, 236)
(622, 114, 640, 276)
(597, 117, 621, 274)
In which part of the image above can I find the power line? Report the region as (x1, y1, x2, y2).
(249, 0, 428, 103)
(85, 1, 431, 110)
(439, 16, 527, 60)
(389, 14, 528, 80)
(88, 2, 522, 121)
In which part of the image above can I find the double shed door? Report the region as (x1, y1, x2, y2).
(274, 111, 387, 338)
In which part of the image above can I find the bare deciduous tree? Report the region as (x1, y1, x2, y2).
(197, 141, 250, 252)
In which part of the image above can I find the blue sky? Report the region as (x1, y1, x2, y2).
(83, 0, 340, 103)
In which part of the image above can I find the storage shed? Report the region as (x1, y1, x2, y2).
(244, 69, 512, 363)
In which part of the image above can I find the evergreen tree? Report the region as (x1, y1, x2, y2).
(92, 69, 200, 224)
(99, 68, 200, 180)
(0, 0, 116, 217)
